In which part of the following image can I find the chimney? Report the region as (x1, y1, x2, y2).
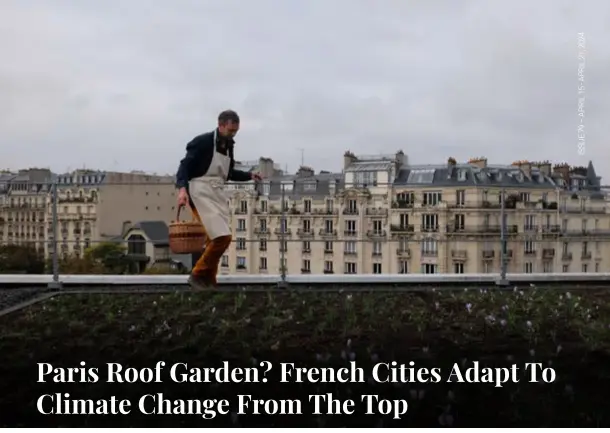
(535, 160, 551, 176)
(343, 151, 357, 169)
(395, 150, 408, 169)
(468, 157, 487, 169)
(296, 166, 315, 178)
(553, 163, 570, 181)
(257, 157, 275, 179)
(447, 157, 457, 167)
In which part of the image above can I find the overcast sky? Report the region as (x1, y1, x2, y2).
(2, 0, 609, 180)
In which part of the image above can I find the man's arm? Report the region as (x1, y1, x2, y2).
(227, 146, 255, 182)
(175, 135, 207, 189)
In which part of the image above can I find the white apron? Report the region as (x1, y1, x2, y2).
(189, 132, 232, 240)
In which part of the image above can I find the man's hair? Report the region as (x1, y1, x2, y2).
(218, 110, 240, 124)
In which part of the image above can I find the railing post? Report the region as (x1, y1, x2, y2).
(48, 180, 62, 290)
(497, 187, 509, 286)
(277, 183, 288, 289)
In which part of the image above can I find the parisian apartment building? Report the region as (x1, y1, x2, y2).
(1, 154, 608, 275)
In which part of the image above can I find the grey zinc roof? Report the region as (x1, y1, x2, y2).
(129, 221, 170, 246)
(394, 162, 603, 194)
(257, 171, 344, 200)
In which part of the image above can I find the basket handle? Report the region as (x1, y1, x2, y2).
(176, 204, 195, 222)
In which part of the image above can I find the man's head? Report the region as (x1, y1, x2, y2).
(217, 110, 240, 139)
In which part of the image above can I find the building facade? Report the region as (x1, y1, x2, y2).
(2, 155, 608, 275)
(219, 155, 610, 275)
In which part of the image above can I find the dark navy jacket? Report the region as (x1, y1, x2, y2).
(175, 129, 252, 190)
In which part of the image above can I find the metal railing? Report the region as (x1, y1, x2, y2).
(1, 179, 609, 289)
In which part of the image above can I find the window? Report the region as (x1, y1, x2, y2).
(582, 219, 588, 231)
(237, 219, 246, 231)
(582, 264, 588, 273)
(259, 257, 267, 270)
(302, 259, 311, 273)
(519, 192, 530, 202)
(398, 236, 408, 252)
(304, 182, 316, 192)
(524, 240, 535, 254)
(482, 262, 490, 273)
(595, 262, 599, 272)
(280, 240, 287, 252)
(454, 214, 465, 230)
(421, 238, 437, 256)
(562, 218, 568, 231)
(372, 220, 382, 233)
(325, 199, 334, 213)
(399, 214, 409, 227)
(304, 199, 312, 213)
(562, 265, 569, 272)
(562, 242, 569, 254)
(303, 219, 311, 232)
(281, 199, 289, 211)
(344, 241, 357, 254)
(344, 262, 357, 274)
(399, 260, 408, 274)
(524, 262, 533, 273)
(259, 219, 267, 232)
(346, 220, 357, 235)
(302, 241, 311, 253)
(524, 215, 536, 230)
(259, 239, 267, 251)
(260, 200, 268, 212)
(582, 241, 589, 254)
(454, 263, 464, 274)
(354, 171, 377, 187)
(236, 238, 247, 250)
(324, 241, 333, 253)
(422, 264, 438, 274)
(347, 199, 357, 213)
(422, 214, 438, 232)
(456, 190, 465, 205)
(221, 255, 229, 267)
(373, 263, 382, 274)
(236, 257, 246, 269)
(324, 220, 334, 233)
(280, 218, 288, 232)
(324, 261, 333, 273)
(396, 192, 415, 204)
(372, 242, 382, 256)
(543, 262, 552, 273)
(422, 192, 442, 206)
(239, 200, 248, 213)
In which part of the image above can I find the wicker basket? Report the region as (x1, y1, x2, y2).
(168, 206, 206, 254)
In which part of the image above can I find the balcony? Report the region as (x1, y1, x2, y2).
(372, 252, 382, 257)
(343, 208, 359, 216)
(366, 208, 388, 216)
(541, 225, 561, 237)
(523, 225, 538, 233)
(396, 248, 411, 259)
(319, 229, 338, 238)
(274, 228, 292, 236)
(581, 252, 592, 260)
(451, 250, 467, 260)
(421, 225, 439, 233)
(234, 208, 248, 215)
(524, 250, 537, 257)
(542, 248, 555, 259)
(235, 227, 247, 233)
(446, 224, 518, 234)
(344, 251, 357, 256)
(421, 251, 438, 258)
(392, 200, 414, 209)
(297, 228, 314, 238)
(366, 230, 387, 239)
(301, 268, 311, 274)
(390, 224, 414, 233)
(344, 230, 358, 237)
(482, 250, 495, 259)
(562, 252, 573, 261)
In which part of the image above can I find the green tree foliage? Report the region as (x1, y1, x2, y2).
(0, 245, 45, 274)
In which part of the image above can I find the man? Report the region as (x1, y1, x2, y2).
(175, 110, 261, 289)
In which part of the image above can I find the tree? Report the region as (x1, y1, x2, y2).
(0, 245, 45, 274)
(84, 242, 129, 274)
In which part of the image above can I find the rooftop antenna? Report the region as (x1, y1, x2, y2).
(297, 148, 305, 167)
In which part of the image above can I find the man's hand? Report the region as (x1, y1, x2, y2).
(251, 172, 262, 182)
(177, 187, 189, 207)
